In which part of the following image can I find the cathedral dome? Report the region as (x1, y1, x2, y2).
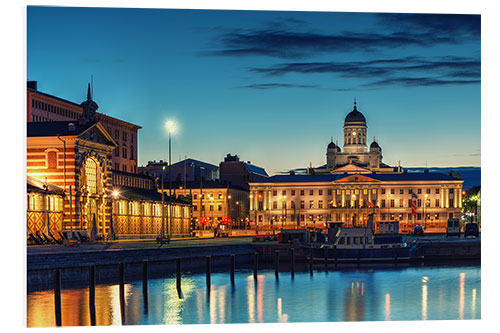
(344, 100, 366, 125)
(328, 141, 337, 149)
(370, 141, 381, 149)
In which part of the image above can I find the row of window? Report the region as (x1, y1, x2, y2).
(32, 99, 79, 119)
(27, 194, 63, 211)
(256, 212, 455, 223)
(112, 172, 151, 189)
(115, 200, 189, 217)
(266, 187, 457, 197)
(114, 145, 135, 160)
(109, 127, 134, 144)
(261, 197, 455, 210)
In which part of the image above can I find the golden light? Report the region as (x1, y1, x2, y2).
(228, 195, 232, 199)
(112, 190, 119, 198)
(165, 120, 177, 133)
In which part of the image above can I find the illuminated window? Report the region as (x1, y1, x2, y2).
(85, 158, 99, 194)
(318, 200, 323, 208)
(47, 151, 57, 169)
(282, 190, 286, 196)
(309, 200, 314, 208)
(300, 201, 304, 209)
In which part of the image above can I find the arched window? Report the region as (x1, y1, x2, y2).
(47, 151, 58, 169)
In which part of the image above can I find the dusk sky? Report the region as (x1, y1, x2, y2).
(27, 6, 481, 174)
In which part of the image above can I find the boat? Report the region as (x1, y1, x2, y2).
(302, 214, 419, 263)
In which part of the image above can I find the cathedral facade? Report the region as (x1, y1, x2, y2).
(313, 100, 396, 175)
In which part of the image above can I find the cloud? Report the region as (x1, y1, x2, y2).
(250, 56, 479, 76)
(363, 77, 480, 87)
(240, 83, 319, 90)
(207, 29, 463, 59)
(376, 13, 480, 38)
(205, 14, 479, 59)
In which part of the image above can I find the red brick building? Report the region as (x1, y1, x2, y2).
(27, 81, 141, 173)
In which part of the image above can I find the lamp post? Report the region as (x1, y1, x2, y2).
(352, 194, 356, 227)
(161, 166, 165, 238)
(111, 190, 118, 240)
(424, 194, 429, 229)
(166, 120, 176, 238)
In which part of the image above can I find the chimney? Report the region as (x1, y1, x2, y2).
(27, 81, 38, 90)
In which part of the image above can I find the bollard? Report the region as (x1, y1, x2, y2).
(54, 269, 62, 327)
(275, 250, 279, 278)
(253, 252, 258, 279)
(142, 261, 148, 297)
(206, 256, 211, 290)
(324, 247, 329, 271)
(119, 263, 125, 324)
(290, 248, 295, 277)
(230, 255, 235, 284)
(309, 247, 313, 274)
(89, 265, 96, 326)
(176, 258, 182, 298)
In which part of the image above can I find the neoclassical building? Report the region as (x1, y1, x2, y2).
(249, 101, 464, 231)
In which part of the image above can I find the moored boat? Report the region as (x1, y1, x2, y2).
(302, 214, 419, 263)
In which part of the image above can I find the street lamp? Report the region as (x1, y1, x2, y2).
(110, 190, 118, 240)
(165, 120, 176, 238)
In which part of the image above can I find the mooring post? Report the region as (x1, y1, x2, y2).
(324, 247, 328, 271)
(334, 245, 338, 267)
(176, 258, 182, 298)
(230, 254, 235, 284)
(206, 256, 211, 290)
(275, 249, 279, 278)
(119, 263, 125, 324)
(253, 252, 258, 279)
(89, 265, 96, 326)
(309, 247, 313, 274)
(142, 261, 148, 296)
(54, 269, 62, 327)
(290, 247, 295, 277)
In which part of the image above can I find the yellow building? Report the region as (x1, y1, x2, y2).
(174, 181, 249, 230)
(249, 173, 463, 231)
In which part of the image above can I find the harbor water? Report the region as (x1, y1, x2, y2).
(27, 262, 480, 327)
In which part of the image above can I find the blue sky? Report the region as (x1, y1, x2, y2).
(27, 6, 480, 174)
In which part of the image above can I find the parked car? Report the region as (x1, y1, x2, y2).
(464, 223, 479, 238)
(412, 226, 424, 236)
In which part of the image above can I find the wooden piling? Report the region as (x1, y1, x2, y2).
(290, 248, 295, 277)
(142, 261, 148, 296)
(89, 265, 96, 326)
(206, 256, 211, 290)
(324, 247, 328, 271)
(275, 250, 279, 278)
(309, 247, 313, 274)
(253, 252, 258, 279)
(53, 269, 62, 327)
(176, 258, 182, 298)
(230, 255, 235, 284)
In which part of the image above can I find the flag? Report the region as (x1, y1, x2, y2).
(411, 193, 418, 216)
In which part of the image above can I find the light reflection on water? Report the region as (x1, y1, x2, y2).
(27, 265, 481, 327)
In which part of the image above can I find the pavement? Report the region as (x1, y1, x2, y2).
(27, 236, 255, 255)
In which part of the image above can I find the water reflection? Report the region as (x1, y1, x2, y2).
(343, 281, 365, 321)
(27, 265, 481, 327)
(384, 293, 390, 321)
(459, 273, 465, 320)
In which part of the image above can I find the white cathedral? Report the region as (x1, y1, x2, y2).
(311, 100, 400, 175)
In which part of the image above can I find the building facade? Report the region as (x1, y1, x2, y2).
(219, 153, 269, 190)
(26, 84, 191, 238)
(27, 81, 141, 173)
(174, 181, 249, 229)
(139, 158, 219, 183)
(249, 173, 463, 231)
(249, 102, 463, 231)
